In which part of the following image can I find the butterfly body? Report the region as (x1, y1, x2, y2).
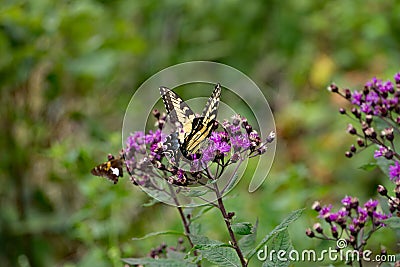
(160, 84, 221, 160)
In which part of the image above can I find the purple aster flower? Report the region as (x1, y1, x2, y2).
(389, 161, 400, 182)
(351, 90, 363, 105)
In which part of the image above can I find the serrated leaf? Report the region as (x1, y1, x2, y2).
(358, 162, 377, 171)
(384, 216, 400, 229)
(232, 222, 253, 235)
(238, 219, 258, 255)
(189, 222, 202, 236)
(122, 257, 196, 267)
(190, 234, 222, 247)
(201, 247, 241, 267)
(246, 209, 304, 260)
(132, 230, 184, 240)
(166, 248, 188, 260)
(262, 229, 293, 267)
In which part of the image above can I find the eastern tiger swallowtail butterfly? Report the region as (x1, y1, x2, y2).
(159, 83, 221, 161)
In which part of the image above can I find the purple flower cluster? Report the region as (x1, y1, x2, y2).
(307, 196, 391, 249)
(123, 110, 275, 186)
(389, 161, 400, 182)
(329, 72, 400, 183)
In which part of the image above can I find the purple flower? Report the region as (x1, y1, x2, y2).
(372, 211, 391, 226)
(337, 208, 348, 218)
(365, 91, 379, 104)
(329, 213, 339, 222)
(215, 141, 231, 154)
(341, 196, 352, 207)
(389, 161, 400, 182)
(360, 103, 372, 114)
(357, 206, 368, 222)
(351, 90, 363, 105)
(394, 72, 400, 83)
(126, 131, 147, 153)
(374, 146, 387, 158)
(318, 204, 332, 218)
(364, 199, 378, 211)
(231, 135, 250, 149)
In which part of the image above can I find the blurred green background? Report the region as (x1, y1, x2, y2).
(1, 0, 399, 266)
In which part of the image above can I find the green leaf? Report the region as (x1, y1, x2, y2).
(189, 222, 202, 236)
(231, 222, 253, 235)
(201, 247, 241, 267)
(122, 257, 196, 267)
(384, 216, 400, 229)
(376, 155, 392, 178)
(262, 229, 293, 267)
(132, 230, 184, 241)
(191, 205, 215, 221)
(238, 219, 258, 255)
(358, 162, 377, 171)
(190, 234, 223, 247)
(189, 234, 240, 265)
(183, 189, 209, 197)
(142, 198, 160, 207)
(246, 209, 304, 260)
(222, 173, 240, 194)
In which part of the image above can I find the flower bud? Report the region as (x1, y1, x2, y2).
(357, 138, 365, 147)
(312, 201, 321, 212)
(305, 228, 315, 238)
(328, 83, 339, 93)
(377, 185, 388, 196)
(313, 223, 323, 234)
(344, 89, 351, 99)
(339, 108, 346, 114)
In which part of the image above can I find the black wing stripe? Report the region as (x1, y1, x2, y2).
(201, 83, 221, 120)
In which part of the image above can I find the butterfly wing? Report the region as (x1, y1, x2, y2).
(159, 86, 195, 134)
(91, 156, 124, 184)
(181, 84, 221, 157)
(159, 84, 221, 159)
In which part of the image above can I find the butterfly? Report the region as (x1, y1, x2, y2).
(91, 153, 124, 184)
(159, 83, 221, 161)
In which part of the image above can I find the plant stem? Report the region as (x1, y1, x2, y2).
(214, 183, 247, 266)
(168, 184, 200, 266)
